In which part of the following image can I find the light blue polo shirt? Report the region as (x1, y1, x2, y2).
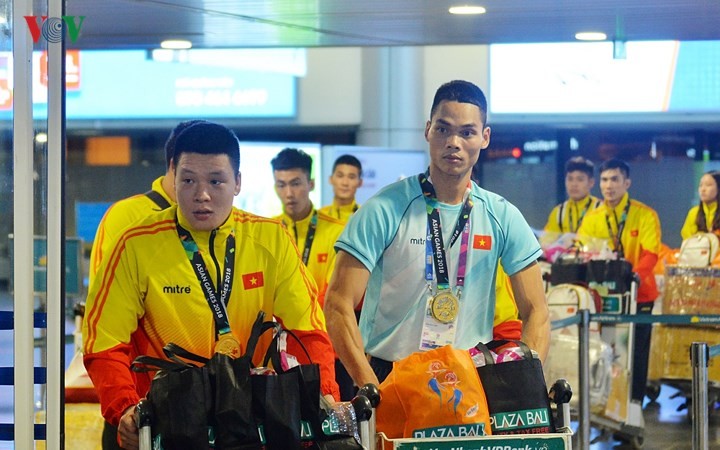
(335, 175, 542, 361)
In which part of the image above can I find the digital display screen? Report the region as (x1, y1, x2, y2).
(489, 40, 720, 117)
(0, 48, 302, 119)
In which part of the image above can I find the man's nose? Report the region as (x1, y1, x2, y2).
(194, 185, 211, 202)
(446, 134, 461, 148)
(280, 186, 293, 198)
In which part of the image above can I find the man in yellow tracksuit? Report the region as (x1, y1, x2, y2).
(271, 148, 346, 306)
(319, 154, 363, 221)
(271, 148, 351, 400)
(87, 120, 206, 450)
(544, 156, 601, 236)
(577, 158, 661, 424)
(83, 122, 338, 449)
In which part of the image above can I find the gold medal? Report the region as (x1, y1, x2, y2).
(215, 333, 242, 358)
(430, 290, 459, 324)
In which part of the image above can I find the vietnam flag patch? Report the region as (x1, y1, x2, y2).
(631, 229, 639, 237)
(317, 253, 328, 263)
(473, 234, 492, 250)
(242, 271, 264, 290)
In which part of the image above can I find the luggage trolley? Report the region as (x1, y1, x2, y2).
(646, 265, 720, 420)
(136, 385, 380, 450)
(374, 379, 575, 450)
(547, 257, 644, 447)
(583, 259, 645, 448)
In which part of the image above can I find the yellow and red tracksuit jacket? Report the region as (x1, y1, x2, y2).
(274, 207, 345, 306)
(83, 206, 339, 425)
(577, 193, 662, 303)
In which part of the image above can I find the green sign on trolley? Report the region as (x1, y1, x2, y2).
(392, 435, 569, 450)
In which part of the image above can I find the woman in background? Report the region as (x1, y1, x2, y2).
(681, 171, 720, 239)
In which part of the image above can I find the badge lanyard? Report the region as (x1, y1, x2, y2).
(335, 203, 358, 219)
(567, 197, 593, 233)
(419, 171, 473, 296)
(604, 198, 631, 258)
(283, 211, 318, 266)
(176, 220, 235, 339)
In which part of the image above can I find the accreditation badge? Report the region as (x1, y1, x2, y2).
(430, 289, 459, 324)
(215, 333, 242, 358)
(420, 290, 460, 351)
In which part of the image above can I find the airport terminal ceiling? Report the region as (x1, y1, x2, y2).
(63, 0, 720, 49)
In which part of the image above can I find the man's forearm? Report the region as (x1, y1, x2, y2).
(326, 304, 379, 387)
(521, 312, 550, 362)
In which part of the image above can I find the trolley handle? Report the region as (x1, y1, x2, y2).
(549, 378, 573, 433)
(135, 399, 153, 450)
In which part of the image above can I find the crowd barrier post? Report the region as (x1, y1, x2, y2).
(578, 308, 591, 450)
(691, 342, 720, 450)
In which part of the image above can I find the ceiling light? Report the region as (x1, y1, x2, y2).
(160, 39, 192, 50)
(35, 133, 48, 143)
(575, 32, 607, 41)
(449, 5, 486, 15)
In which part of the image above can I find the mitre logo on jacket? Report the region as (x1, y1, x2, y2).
(162, 285, 191, 294)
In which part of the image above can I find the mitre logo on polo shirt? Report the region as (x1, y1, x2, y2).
(242, 271, 264, 290)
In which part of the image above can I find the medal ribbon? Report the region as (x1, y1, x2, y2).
(176, 219, 235, 336)
(419, 171, 473, 292)
(604, 197, 631, 259)
(284, 210, 318, 266)
(567, 197, 594, 233)
(335, 203, 358, 219)
(301, 211, 318, 266)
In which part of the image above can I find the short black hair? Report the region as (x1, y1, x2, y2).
(565, 156, 595, 178)
(599, 158, 630, 179)
(271, 148, 313, 179)
(173, 122, 240, 174)
(165, 120, 210, 169)
(332, 154, 362, 177)
(430, 80, 488, 125)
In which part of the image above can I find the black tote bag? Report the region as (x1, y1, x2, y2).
(131, 355, 212, 450)
(474, 340, 555, 435)
(586, 258, 634, 294)
(550, 257, 588, 286)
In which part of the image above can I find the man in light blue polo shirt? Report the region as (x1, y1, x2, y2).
(324, 80, 549, 386)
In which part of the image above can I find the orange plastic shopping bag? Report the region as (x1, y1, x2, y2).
(376, 345, 492, 439)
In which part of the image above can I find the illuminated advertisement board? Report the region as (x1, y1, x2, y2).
(0, 48, 302, 119)
(489, 40, 720, 119)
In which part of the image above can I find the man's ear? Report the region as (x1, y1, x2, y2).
(234, 172, 241, 196)
(310, 178, 315, 191)
(481, 126, 491, 149)
(424, 120, 431, 141)
(625, 178, 632, 190)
